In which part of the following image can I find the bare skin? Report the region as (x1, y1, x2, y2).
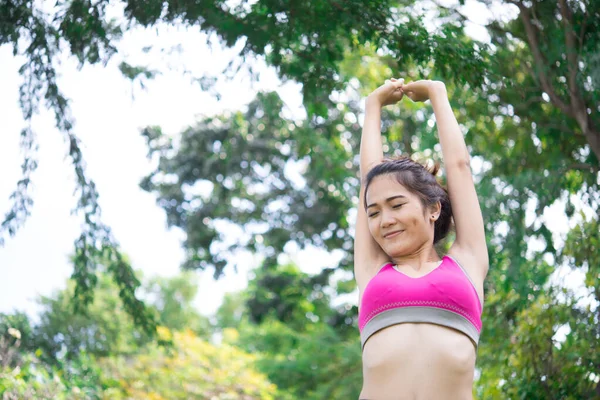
(360, 324, 477, 400)
(354, 80, 489, 399)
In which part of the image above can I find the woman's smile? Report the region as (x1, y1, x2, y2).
(384, 230, 404, 239)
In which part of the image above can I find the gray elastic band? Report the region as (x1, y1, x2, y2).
(361, 307, 480, 350)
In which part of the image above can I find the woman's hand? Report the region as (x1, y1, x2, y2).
(366, 78, 405, 108)
(402, 80, 446, 102)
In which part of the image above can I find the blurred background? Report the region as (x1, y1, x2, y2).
(0, 0, 598, 398)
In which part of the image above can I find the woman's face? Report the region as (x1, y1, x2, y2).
(365, 174, 437, 258)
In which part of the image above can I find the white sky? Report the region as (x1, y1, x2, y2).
(0, 24, 340, 319)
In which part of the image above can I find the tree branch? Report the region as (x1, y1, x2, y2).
(512, 95, 544, 112)
(534, 122, 581, 137)
(567, 163, 599, 174)
(578, 7, 588, 54)
(558, 0, 583, 112)
(555, 0, 600, 162)
(514, 0, 600, 160)
(512, 1, 573, 118)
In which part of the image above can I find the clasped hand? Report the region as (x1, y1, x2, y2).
(367, 78, 446, 107)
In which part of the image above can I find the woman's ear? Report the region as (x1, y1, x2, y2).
(430, 201, 442, 221)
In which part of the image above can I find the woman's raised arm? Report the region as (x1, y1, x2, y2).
(354, 79, 405, 290)
(403, 80, 489, 283)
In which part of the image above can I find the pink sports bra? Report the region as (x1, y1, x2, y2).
(358, 255, 483, 350)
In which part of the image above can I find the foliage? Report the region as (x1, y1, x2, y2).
(33, 272, 154, 366)
(140, 91, 358, 279)
(0, 326, 105, 400)
(1, 0, 155, 336)
(144, 273, 213, 336)
(2, 0, 600, 398)
(503, 292, 599, 399)
(0, 312, 32, 369)
(225, 319, 362, 400)
(0, 362, 85, 400)
(1, 0, 487, 326)
(215, 291, 247, 331)
(563, 214, 600, 299)
(0, 267, 213, 372)
(99, 327, 279, 400)
(0, 323, 279, 400)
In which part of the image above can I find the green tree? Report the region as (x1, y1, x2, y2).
(3, 1, 600, 397)
(215, 260, 362, 399)
(0, 317, 100, 400)
(33, 273, 152, 366)
(439, 2, 599, 396)
(0, 362, 89, 400)
(244, 261, 337, 329)
(100, 327, 280, 400)
(29, 269, 214, 365)
(144, 273, 212, 336)
(140, 91, 357, 278)
(225, 320, 362, 400)
(503, 291, 599, 399)
(0, 312, 32, 369)
(215, 291, 247, 331)
(1, 0, 484, 327)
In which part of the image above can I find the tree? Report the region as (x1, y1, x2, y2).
(100, 327, 280, 400)
(0, 321, 279, 400)
(144, 273, 212, 336)
(0, 312, 32, 369)
(3, 1, 599, 396)
(216, 262, 363, 399)
(433, 2, 600, 395)
(29, 268, 216, 366)
(215, 291, 247, 331)
(0, 314, 99, 400)
(1, 0, 485, 328)
(0, 362, 90, 400)
(32, 272, 153, 366)
(145, 84, 599, 397)
(140, 91, 357, 278)
(224, 320, 362, 400)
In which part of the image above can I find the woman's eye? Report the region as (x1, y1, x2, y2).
(368, 212, 379, 218)
(392, 204, 403, 209)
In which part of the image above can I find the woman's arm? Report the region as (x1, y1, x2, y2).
(354, 80, 404, 289)
(404, 80, 489, 281)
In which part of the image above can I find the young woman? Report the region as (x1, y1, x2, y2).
(355, 79, 489, 399)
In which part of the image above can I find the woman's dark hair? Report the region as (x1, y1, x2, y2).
(364, 157, 453, 244)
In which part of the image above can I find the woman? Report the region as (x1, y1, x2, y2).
(355, 78, 488, 400)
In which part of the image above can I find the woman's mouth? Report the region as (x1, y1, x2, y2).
(384, 230, 403, 239)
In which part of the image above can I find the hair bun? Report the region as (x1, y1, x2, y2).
(382, 156, 441, 178)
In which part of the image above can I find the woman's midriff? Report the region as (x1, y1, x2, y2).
(360, 323, 476, 400)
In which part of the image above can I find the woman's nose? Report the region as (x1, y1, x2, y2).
(381, 211, 396, 228)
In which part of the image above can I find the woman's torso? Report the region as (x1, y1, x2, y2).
(357, 255, 484, 400)
(360, 324, 476, 400)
